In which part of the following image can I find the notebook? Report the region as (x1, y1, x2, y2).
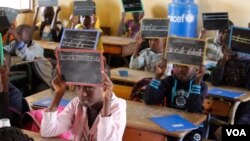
(150, 114, 198, 132)
(32, 97, 70, 108)
(208, 88, 245, 99)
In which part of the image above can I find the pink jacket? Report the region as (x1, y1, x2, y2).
(40, 94, 126, 141)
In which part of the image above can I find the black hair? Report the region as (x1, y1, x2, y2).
(0, 127, 34, 141)
(16, 24, 33, 38)
(43, 7, 55, 16)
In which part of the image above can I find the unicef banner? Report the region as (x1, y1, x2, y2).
(168, 0, 198, 38)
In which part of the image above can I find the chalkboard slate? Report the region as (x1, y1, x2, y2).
(164, 37, 206, 67)
(141, 19, 169, 38)
(122, 0, 143, 13)
(0, 7, 19, 24)
(38, 0, 58, 7)
(60, 29, 100, 49)
(57, 49, 103, 86)
(0, 11, 10, 29)
(202, 12, 229, 30)
(74, 0, 95, 16)
(229, 26, 250, 54)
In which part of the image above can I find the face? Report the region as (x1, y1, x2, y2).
(149, 39, 164, 53)
(174, 65, 195, 82)
(77, 86, 103, 107)
(19, 28, 32, 44)
(43, 8, 54, 24)
(80, 15, 94, 29)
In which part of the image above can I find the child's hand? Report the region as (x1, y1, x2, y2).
(52, 75, 67, 95)
(155, 60, 167, 80)
(0, 66, 9, 93)
(199, 28, 206, 39)
(135, 33, 144, 48)
(8, 25, 21, 42)
(195, 65, 205, 85)
(102, 72, 113, 102)
(220, 48, 232, 66)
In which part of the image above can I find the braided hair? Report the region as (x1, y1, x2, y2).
(0, 127, 34, 141)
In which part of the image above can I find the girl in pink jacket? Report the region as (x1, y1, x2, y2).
(40, 72, 126, 141)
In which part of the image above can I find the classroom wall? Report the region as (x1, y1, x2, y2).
(16, 0, 250, 36)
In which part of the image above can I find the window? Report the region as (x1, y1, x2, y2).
(0, 0, 33, 12)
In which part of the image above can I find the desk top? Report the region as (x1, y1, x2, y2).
(111, 67, 155, 84)
(22, 130, 63, 141)
(102, 36, 135, 46)
(207, 82, 250, 102)
(35, 40, 59, 50)
(11, 56, 35, 66)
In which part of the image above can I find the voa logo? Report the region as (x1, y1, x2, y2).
(168, 13, 195, 23)
(226, 129, 246, 136)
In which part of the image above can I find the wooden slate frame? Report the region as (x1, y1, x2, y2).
(164, 36, 206, 67)
(73, 0, 95, 16)
(56, 49, 104, 86)
(121, 0, 143, 13)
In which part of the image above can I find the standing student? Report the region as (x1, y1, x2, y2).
(40, 71, 126, 141)
(33, 6, 63, 42)
(4, 24, 53, 90)
(144, 62, 208, 141)
(129, 35, 173, 76)
(117, 12, 144, 38)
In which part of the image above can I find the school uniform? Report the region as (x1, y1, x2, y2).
(37, 21, 63, 42)
(41, 93, 126, 141)
(4, 40, 53, 87)
(129, 48, 173, 76)
(144, 76, 208, 141)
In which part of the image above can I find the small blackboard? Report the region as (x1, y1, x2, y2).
(0, 11, 10, 29)
(73, 0, 95, 16)
(164, 37, 206, 67)
(229, 26, 250, 54)
(141, 19, 169, 38)
(60, 29, 100, 49)
(122, 0, 143, 13)
(202, 12, 229, 30)
(38, 0, 58, 7)
(0, 7, 19, 24)
(57, 49, 103, 86)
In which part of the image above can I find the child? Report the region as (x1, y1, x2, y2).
(117, 12, 144, 38)
(144, 62, 208, 141)
(40, 71, 126, 141)
(4, 24, 53, 90)
(129, 35, 173, 76)
(33, 6, 63, 42)
(69, 14, 80, 29)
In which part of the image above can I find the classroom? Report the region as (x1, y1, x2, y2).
(0, 0, 250, 141)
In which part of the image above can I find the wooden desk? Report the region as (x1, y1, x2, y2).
(111, 67, 154, 84)
(22, 130, 63, 141)
(35, 40, 58, 50)
(125, 101, 207, 141)
(206, 82, 250, 124)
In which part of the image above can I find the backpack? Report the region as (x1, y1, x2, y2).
(224, 58, 250, 90)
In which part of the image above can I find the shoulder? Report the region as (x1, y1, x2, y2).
(75, 24, 84, 29)
(139, 48, 152, 55)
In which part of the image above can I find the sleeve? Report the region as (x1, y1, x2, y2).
(210, 59, 225, 86)
(144, 78, 168, 105)
(15, 42, 44, 61)
(97, 99, 126, 141)
(129, 51, 146, 70)
(51, 23, 63, 42)
(0, 92, 9, 119)
(4, 41, 16, 54)
(186, 81, 208, 113)
(40, 98, 77, 137)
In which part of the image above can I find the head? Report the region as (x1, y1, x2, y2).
(174, 65, 196, 82)
(215, 20, 234, 45)
(132, 12, 144, 22)
(80, 15, 95, 29)
(16, 24, 33, 44)
(0, 127, 33, 141)
(43, 7, 54, 25)
(148, 38, 165, 53)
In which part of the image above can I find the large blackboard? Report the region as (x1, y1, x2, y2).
(38, 0, 58, 7)
(122, 0, 143, 13)
(74, 0, 95, 16)
(0, 7, 19, 24)
(229, 26, 250, 54)
(60, 29, 100, 49)
(141, 19, 169, 38)
(57, 49, 103, 86)
(164, 37, 206, 67)
(202, 12, 229, 30)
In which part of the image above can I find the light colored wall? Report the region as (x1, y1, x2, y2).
(16, 0, 250, 36)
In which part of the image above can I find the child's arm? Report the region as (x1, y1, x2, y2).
(32, 6, 40, 31)
(0, 65, 9, 119)
(97, 72, 126, 141)
(129, 37, 146, 69)
(117, 12, 127, 36)
(50, 6, 62, 42)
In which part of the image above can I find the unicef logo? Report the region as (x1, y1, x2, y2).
(185, 13, 195, 23)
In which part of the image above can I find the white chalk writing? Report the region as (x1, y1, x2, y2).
(167, 47, 203, 57)
(142, 24, 168, 31)
(59, 55, 100, 62)
(232, 35, 250, 45)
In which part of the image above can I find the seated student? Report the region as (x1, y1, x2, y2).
(40, 69, 126, 140)
(33, 6, 63, 42)
(117, 12, 144, 38)
(199, 20, 234, 61)
(129, 35, 173, 76)
(144, 62, 208, 141)
(4, 24, 53, 90)
(0, 127, 34, 141)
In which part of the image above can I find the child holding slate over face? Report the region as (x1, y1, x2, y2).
(144, 61, 208, 141)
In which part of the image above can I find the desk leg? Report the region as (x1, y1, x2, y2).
(228, 101, 241, 125)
